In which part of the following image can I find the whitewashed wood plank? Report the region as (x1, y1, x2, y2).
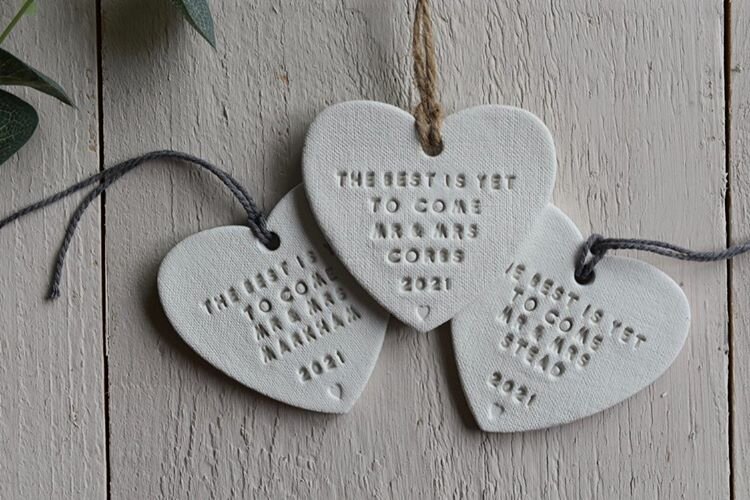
(730, 0, 750, 494)
(0, 1, 105, 499)
(102, 1, 729, 498)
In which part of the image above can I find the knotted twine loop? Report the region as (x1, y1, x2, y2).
(412, 0, 444, 156)
(0, 150, 275, 300)
(574, 233, 750, 285)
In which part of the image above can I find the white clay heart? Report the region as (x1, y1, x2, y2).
(158, 185, 389, 413)
(451, 205, 691, 432)
(303, 101, 556, 332)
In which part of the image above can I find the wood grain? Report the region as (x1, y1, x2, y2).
(730, 0, 750, 495)
(96, 1, 732, 498)
(0, 1, 105, 498)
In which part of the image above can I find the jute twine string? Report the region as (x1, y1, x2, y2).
(412, 0, 444, 156)
(408, 0, 750, 281)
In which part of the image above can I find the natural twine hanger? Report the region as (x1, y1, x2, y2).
(408, 1, 750, 283)
(412, 0, 444, 156)
(2, 5, 750, 299)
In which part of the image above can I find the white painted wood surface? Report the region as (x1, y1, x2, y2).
(731, 0, 750, 495)
(0, 0, 743, 498)
(0, 1, 105, 499)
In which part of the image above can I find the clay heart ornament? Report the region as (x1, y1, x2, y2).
(303, 101, 556, 332)
(451, 205, 691, 432)
(158, 185, 389, 413)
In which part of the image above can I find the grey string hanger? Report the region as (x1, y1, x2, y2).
(0, 150, 278, 300)
(575, 234, 750, 284)
(4, 151, 748, 300)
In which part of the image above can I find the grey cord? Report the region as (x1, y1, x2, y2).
(0, 150, 276, 299)
(575, 234, 750, 284)
(5, 150, 745, 298)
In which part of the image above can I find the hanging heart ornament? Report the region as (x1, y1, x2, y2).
(451, 206, 691, 432)
(158, 185, 389, 413)
(303, 101, 556, 331)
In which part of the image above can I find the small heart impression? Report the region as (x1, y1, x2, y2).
(452, 206, 691, 432)
(303, 101, 556, 332)
(158, 186, 388, 413)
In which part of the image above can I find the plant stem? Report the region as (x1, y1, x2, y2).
(0, 0, 35, 45)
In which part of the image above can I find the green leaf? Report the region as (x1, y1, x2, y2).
(0, 47, 73, 106)
(25, 1, 37, 15)
(0, 0, 37, 44)
(0, 89, 38, 166)
(174, 0, 216, 48)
